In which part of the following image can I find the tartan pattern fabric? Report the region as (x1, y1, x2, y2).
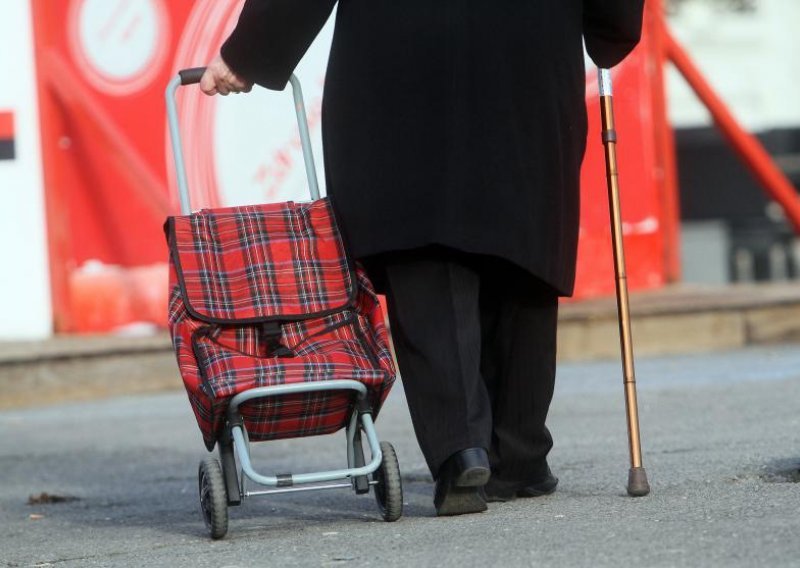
(166, 200, 395, 450)
(167, 198, 356, 323)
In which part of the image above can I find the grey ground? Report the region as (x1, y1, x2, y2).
(2, 344, 800, 567)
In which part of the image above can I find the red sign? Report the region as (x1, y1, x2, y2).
(32, 0, 195, 331)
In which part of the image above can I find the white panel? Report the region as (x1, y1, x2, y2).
(666, 0, 800, 130)
(0, 2, 52, 339)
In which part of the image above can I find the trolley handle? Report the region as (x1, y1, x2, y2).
(165, 67, 321, 215)
(178, 67, 207, 86)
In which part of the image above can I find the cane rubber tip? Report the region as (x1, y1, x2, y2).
(627, 467, 650, 497)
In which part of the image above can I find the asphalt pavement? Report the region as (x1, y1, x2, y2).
(2, 344, 800, 567)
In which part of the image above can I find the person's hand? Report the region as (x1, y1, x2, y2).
(200, 55, 253, 96)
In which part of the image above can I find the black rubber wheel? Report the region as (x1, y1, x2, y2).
(373, 441, 403, 522)
(198, 457, 229, 539)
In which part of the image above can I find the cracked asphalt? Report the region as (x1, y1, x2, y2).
(2, 344, 800, 567)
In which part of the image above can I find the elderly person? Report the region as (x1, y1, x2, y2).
(201, 0, 644, 516)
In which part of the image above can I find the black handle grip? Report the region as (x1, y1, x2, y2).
(179, 67, 207, 86)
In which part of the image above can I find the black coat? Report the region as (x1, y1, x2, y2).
(221, 0, 644, 296)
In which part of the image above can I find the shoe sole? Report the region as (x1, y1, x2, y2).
(435, 486, 488, 516)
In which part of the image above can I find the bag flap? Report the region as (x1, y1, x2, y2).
(167, 198, 356, 324)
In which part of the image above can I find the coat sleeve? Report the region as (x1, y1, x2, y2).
(583, 0, 645, 68)
(220, 0, 337, 90)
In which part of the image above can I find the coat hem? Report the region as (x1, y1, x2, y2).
(352, 238, 575, 298)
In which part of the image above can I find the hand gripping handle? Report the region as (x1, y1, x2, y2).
(165, 67, 321, 214)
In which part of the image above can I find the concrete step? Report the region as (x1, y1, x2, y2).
(0, 334, 176, 410)
(558, 282, 800, 360)
(2, 282, 799, 409)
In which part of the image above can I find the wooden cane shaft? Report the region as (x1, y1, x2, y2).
(600, 95, 644, 469)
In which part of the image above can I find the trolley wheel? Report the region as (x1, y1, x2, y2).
(373, 441, 403, 522)
(198, 457, 229, 539)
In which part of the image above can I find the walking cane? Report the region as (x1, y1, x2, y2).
(598, 68, 650, 497)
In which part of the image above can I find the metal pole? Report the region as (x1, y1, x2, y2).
(598, 68, 650, 497)
(289, 75, 321, 201)
(165, 75, 193, 214)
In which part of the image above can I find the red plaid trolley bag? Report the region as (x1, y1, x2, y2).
(165, 69, 401, 539)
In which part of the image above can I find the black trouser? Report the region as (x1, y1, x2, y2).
(378, 248, 558, 483)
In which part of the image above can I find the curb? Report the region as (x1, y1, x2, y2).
(557, 282, 800, 360)
(2, 283, 800, 409)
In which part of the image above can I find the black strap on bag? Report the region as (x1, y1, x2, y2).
(194, 323, 293, 358)
(260, 322, 294, 358)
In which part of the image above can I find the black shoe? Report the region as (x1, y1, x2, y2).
(434, 448, 490, 516)
(517, 472, 558, 497)
(482, 468, 559, 503)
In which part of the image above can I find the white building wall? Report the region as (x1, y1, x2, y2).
(0, 2, 52, 339)
(666, 0, 800, 130)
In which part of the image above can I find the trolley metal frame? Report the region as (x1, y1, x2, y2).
(165, 69, 400, 537)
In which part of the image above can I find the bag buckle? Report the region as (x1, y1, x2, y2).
(260, 322, 294, 358)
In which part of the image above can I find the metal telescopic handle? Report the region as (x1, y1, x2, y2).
(165, 67, 321, 215)
(598, 68, 650, 498)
